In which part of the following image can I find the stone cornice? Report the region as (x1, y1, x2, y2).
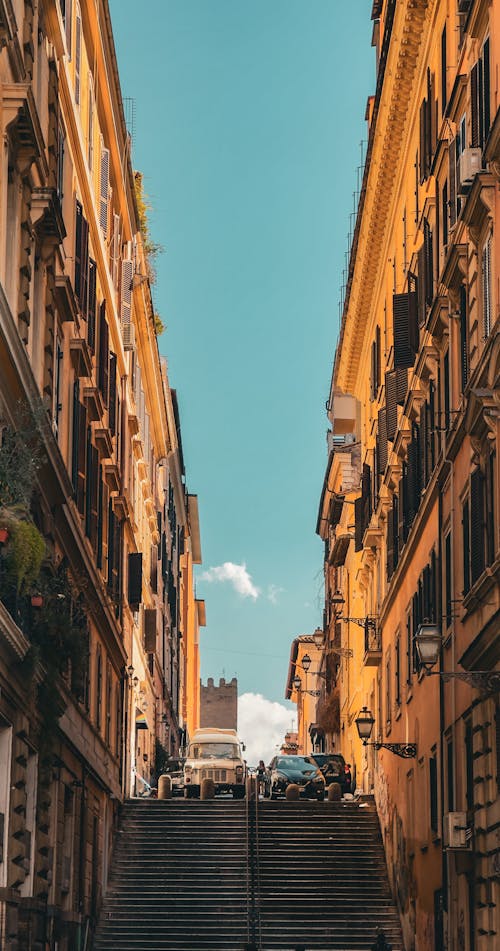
(337, 0, 435, 397)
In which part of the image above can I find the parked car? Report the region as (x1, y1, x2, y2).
(311, 753, 352, 793)
(162, 758, 185, 797)
(184, 728, 246, 798)
(266, 755, 326, 800)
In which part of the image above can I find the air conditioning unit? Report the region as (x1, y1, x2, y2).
(122, 322, 135, 352)
(444, 812, 470, 849)
(458, 148, 483, 193)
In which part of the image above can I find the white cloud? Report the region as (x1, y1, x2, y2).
(267, 584, 284, 605)
(238, 693, 294, 766)
(200, 562, 260, 600)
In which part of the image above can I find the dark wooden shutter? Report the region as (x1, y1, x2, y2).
(417, 244, 426, 327)
(98, 301, 109, 406)
(107, 501, 115, 593)
(128, 552, 143, 609)
(378, 408, 387, 473)
(362, 462, 372, 531)
(97, 466, 104, 570)
(441, 25, 447, 115)
(449, 140, 457, 229)
(470, 467, 485, 585)
(421, 401, 428, 487)
(471, 62, 479, 148)
(401, 460, 410, 544)
(87, 258, 97, 351)
(355, 496, 364, 552)
(370, 341, 377, 401)
(76, 402, 87, 515)
(385, 370, 398, 441)
(75, 200, 83, 304)
(71, 380, 80, 493)
(419, 99, 427, 181)
(424, 218, 433, 307)
(459, 284, 468, 392)
(462, 498, 470, 595)
(89, 446, 99, 551)
(393, 292, 418, 369)
(144, 608, 157, 653)
(150, 545, 158, 593)
(482, 38, 490, 145)
(386, 504, 394, 580)
(85, 426, 93, 537)
(393, 494, 399, 569)
(375, 325, 381, 392)
(396, 367, 408, 405)
(161, 530, 168, 580)
(108, 352, 117, 436)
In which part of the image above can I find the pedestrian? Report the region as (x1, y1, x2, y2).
(257, 759, 266, 797)
(344, 762, 352, 792)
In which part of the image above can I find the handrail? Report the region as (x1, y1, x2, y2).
(253, 778, 262, 950)
(245, 776, 251, 947)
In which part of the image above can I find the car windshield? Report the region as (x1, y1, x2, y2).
(275, 756, 316, 770)
(312, 755, 344, 771)
(189, 743, 240, 760)
(163, 761, 183, 773)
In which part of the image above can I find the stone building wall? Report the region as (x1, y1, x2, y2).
(200, 678, 238, 730)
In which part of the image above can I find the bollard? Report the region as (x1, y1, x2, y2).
(246, 776, 257, 801)
(157, 775, 172, 800)
(200, 777, 215, 800)
(328, 782, 342, 802)
(285, 783, 300, 801)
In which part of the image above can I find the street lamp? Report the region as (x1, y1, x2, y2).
(301, 653, 312, 673)
(414, 623, 500, 694)
(312, 627, 324, 649)
(292, 675, 321, 698)
(354, 706, 417, 759)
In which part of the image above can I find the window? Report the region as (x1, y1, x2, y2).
(462, 497, 470, 595)
(465, 718, 474, 812)
(57, 128, 65, 202)
(471, 38, 490, 150)
(443, 350, 450, 431)
(115, 685, 122, 758)
(75, 4, 81, 105)
(430, 749, 438, 835)
(53, 337, 63, 438)
(385, 654, 391, 727)
(486, 450, 497, 565)
(395, 636, 401, 708)
(470, 466, 485, 584)
(459, 284, 468, 392)
(105, 663, 112, 747)
(444, 530, 452, 628)
(441, 180, 448, 249)
(87, 76, 94, 170)
(481, 234, 492, 338)
(441, 25, 447, 116)
(447, 735, 455, 811)
(96, 645, 102, 731)
(60, 0, 72, 58)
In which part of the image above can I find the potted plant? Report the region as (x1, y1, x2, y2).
(31, 593, 44, 608)
(0, 526, 8, 544)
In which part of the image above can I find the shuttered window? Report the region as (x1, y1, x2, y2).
(482, 235, 492, 338)
(430, 753, 438, 834)
(472, 40, 491, 149)
(445, 531, 452, 628)
(470, 467, 485, 585)
(87, 258, 97, 352)
(76, 402, 87, 515)
(459, 284, 468, 391)
(99, 142, 110, 236)
(441, 26, 447, 115)
(386, 502, 394, 580)
(128, 552, 143, 609)
(98, 302, 109, 406)
(75, 4, 81, 105)
(74, 200, 89, 314)
(378, 408, 387, 474)
(144, 608, 157, 654)
(462, 498, 470, 595)
(448, 140, 457, 229)
(386, 370, 398, 442)
(71, 380, 80, 494)
(108, 353, 117, 436)
(354, 496, 364, 553)
(393, 292, 418, 369)
(486, 450, 497, 566)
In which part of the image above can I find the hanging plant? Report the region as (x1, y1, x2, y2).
(0, 405, 45, 511)
(4, 518, 45, 594)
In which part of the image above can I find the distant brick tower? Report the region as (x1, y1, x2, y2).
(200, 677, 238, 730)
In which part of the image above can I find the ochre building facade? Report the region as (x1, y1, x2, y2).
(0, 1, 202, 947)
(316, 2, 499, 950)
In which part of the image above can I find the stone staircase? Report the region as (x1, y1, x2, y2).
(93, 797, 403, 951)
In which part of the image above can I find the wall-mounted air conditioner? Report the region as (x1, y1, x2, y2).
(122, 322, 136, 352)
(444, 812, 471, 849)
(458, 148, 483, 193)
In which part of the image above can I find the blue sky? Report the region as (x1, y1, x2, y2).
(110, 1, 374, 709)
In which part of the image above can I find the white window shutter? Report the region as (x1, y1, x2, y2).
(120, 258, 133, 325)
(99, 142, 110, 235)
(111, 212, 120, 289)
(75, 6, 81, 105)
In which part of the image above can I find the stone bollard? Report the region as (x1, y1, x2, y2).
(158, 775, 172, 800)
(200, 777, 215, 800)
(286, 783, 300, 801)
(328, 782, 342, 802)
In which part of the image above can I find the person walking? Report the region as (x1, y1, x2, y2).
(257, 759, 267, 798)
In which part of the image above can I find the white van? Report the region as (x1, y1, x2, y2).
(183, 728, 246, 799)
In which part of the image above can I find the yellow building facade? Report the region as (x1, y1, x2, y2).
(318, 1, 499, 949)
(0, 1, 202, 946)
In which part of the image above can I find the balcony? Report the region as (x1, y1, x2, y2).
(363, 623, 382, 666)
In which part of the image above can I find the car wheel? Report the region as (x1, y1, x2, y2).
(317, 789, 325, 802)
(270, 785, 278, 800)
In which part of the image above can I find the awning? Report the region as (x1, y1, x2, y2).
(135, 712, 148, 731)
(329, 534, 351, 567)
